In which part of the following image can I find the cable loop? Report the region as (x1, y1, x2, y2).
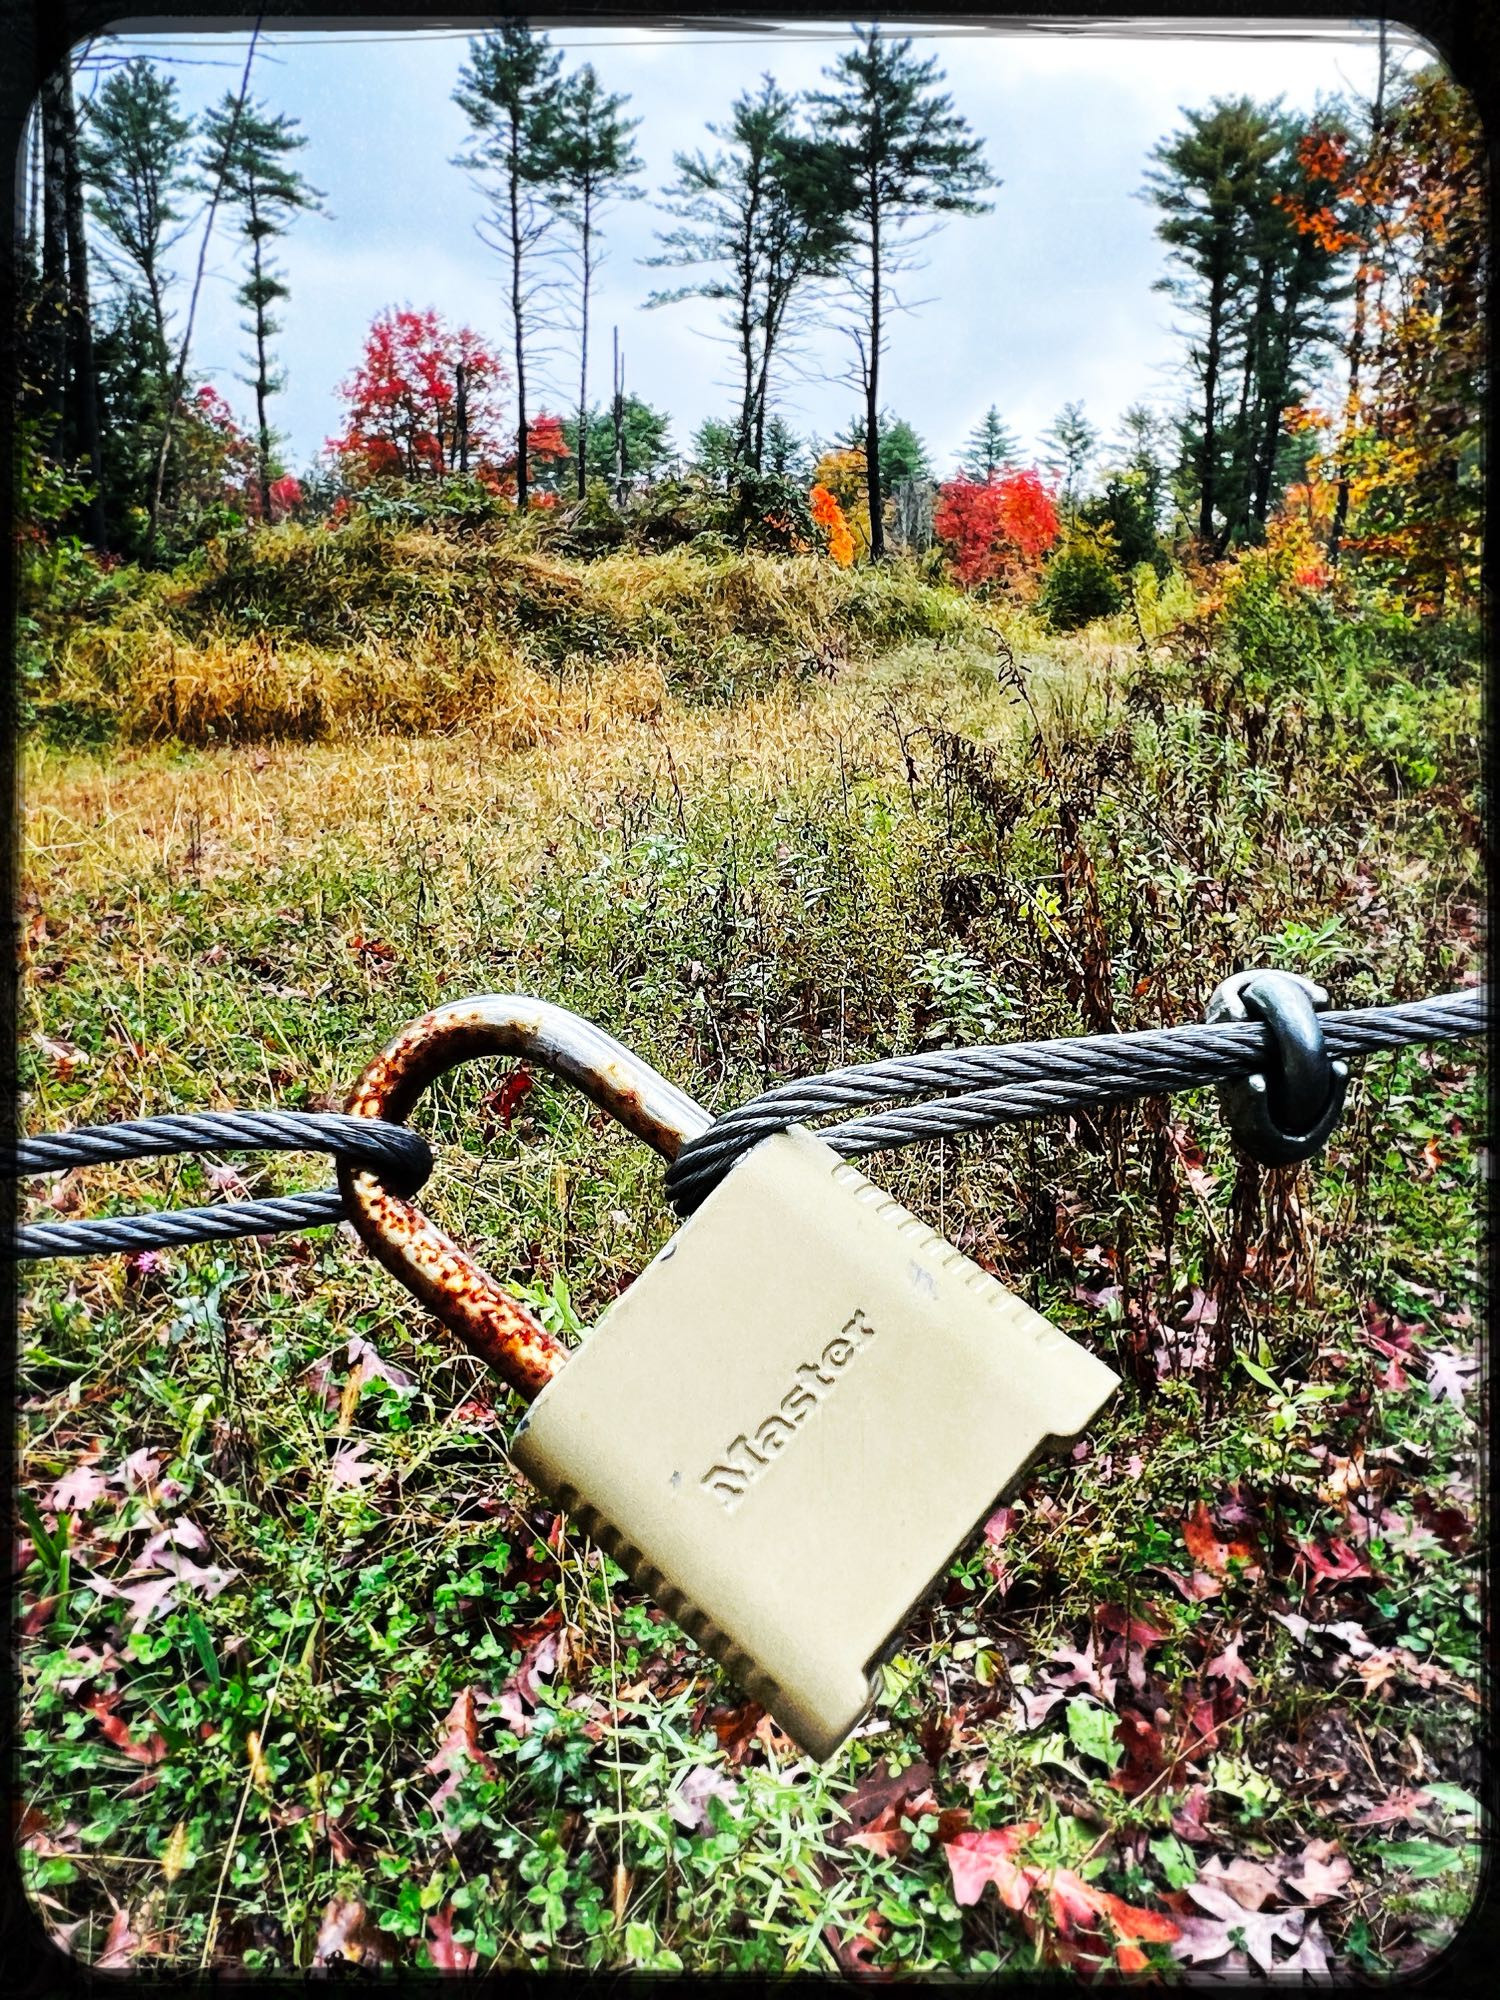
(5, 1111, 433, 1261)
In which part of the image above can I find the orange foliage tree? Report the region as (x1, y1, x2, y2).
(811, 448, 872, 559)
(810, 483, 854, 566)
(1276, 69, 1484, 609)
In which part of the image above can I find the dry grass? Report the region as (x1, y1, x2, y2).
(39, 528, 999, 746)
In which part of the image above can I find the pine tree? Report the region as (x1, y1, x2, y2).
(545, 66, 642, 499)
(648, 75, 847, 471)
(960, 406, 1020, 482)
(202, 93, 323, 521)
(454, 23, 568, 510)
(562, 394, 673, 486)
(1112, 404, 1176, 533)
(1042, 400, 1099, 520)
(807, 26, 994, 558)
(690, 417, 739, 487)
(78, 58, 194, 383)
(762, 413, 810, 482)
(1143, 98, 1347, 552)
(1145, 99, 1278, 548)
(39, 61, 106, 545)
(838, 408, 931, 499)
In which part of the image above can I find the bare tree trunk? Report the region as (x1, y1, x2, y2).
(454, 361, 469, 475)
(39, 83, 68, 435)
(248, 189, 273, 522)
(47, 63, 106, 545)
(575, 200, 591, 500)
(1198, 261, 1226, 548)
(1328, 21, 1388, 567)
(865, 198, 884, 561)
(611, 326, 625, 502)
(149, 27, 259, 549)
(508, 124, 529, 511)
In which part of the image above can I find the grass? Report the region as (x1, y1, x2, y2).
(15, 540, 1485, 1975)
(31, 521, 999, 744)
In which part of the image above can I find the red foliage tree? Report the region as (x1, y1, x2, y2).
(329, 307, 510, 486)
(934, 469, 1060, 588)
(509, 411, 572, 504)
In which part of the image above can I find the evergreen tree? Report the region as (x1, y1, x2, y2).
(1146, 100, 1274, 547)
(562, 394, 674, 485)
(648, 75, 846, 471)
(1113, 403, 1175, 531)
(39, 61, 106, 545)
(762, 413, 811, 482)
(202, 93, 323, 521)
(807, 26, 994, 558)
(960, 405, 1020, 481)
(454, 23, 568, 510)
(1041, 400, 1099, 519)
(690, 417, 739, 486)
(838, 408, 930, 499)
(545, 66, 642, 499)
(78, 58, 194, 383)
(91, 290, 168, 556)
(1144, 98, 1346, 552)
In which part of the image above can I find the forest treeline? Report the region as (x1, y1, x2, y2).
(18, 21, 1484, 618)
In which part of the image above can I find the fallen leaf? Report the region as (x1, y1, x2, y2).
(33, 1032, 90, 1081)
(427, 1905, 476, 1971)
(314, 1896, 386, 1967)
(1351, 1787, 1433, 1829)
(47, 1464, 110, 1514)
(1197, 1853, 1284, 1911)
(95, 1905, 137, 1968)
(846, 1800, 914, 1860)
(119, 1448, 163, 1492)
(86, 1694, 167, 1766)
(1047, 1635, 1119, 1707)
(1426, 1348, 1477, 1407)
(1284, 1838, 1353, 1906)
(1175, 1881, 1305, 1972)
(1183, 1501, 1260, 1579)
(945, 1824, 1180, 1974)
(1204, 1634, 1254, 1691)
(1295, 1537, 1372, 1587)
(670, 1764, 742, 1833)
(1111, 1711, 1168, 1798)
(327, 1440, 381, 1492)
(1280, 1916, 1332, 1979)
(479, 1066, 534, 1136)
(159, 1820, 192, 1884)
(709, 1698, 766, 1765)
(824, 1906, 892, 1980)
(426, 1689, 495, 1818)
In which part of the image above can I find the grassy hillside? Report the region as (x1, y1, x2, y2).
(31, 522, 1006, 745)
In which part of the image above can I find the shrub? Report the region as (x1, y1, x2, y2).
(1038, 524, 1124, 629)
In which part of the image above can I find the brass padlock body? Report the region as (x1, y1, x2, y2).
(512, 1127, 1119, 1761)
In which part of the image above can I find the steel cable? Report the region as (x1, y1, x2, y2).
(665, 988, 1487, 1214)
(7, 986, 1486, 1256)
(5, 1111, 432, 1261)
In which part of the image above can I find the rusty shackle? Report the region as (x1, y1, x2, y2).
(338, 996, 710, 1399)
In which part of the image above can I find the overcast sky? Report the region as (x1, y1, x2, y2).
(69, 16, 1408, 476)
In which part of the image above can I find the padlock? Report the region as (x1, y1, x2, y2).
(340, 997, 1119, 1762)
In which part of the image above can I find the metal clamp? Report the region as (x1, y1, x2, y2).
(1205, 970, 1349, 1167)
(338, 996, 710, 1400)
